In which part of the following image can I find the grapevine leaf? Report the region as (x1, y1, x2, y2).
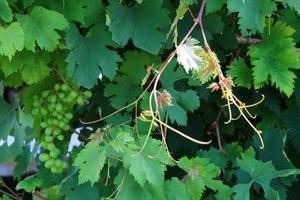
(233, 148, 300, 200)
(123, 137, 167, 187)
(16, 175, 42, 192)
(282, 104, 300, 153)
(59, 176, 99, 200)
(283, 0, 300, 14)
(109, 127, 138, 153)
(160, 61, 200, 125)
(0, 98, 16, 139)
(36, 0, 87, 23)
(73, 141, 106, 185)
(0, 22, 24, 60)
(108, 0, 169, 54)
(81, 0, 105, 27)
(253, 129, 294, 170)
(227, 0, 276, 36)
(205, 0, 226, 14)
(16, 6, 68, 52)
(14, 147, 32, 179)
(0, 0, 13, 22)
(279, 9, 300, 43)
(104, 51, 155, 108)
(66, 23, 122, 88)
(249, 21, 300, 96)
(114, 172, 156, 200)
(197, 148, 227, 169)
(227, 58, 252, 89)
(165, 178, 190, 200)
(178, 157, 231, 200)
(0, 196, 11, 200)
(0, 51, 51, 85)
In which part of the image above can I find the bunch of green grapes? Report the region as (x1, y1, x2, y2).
(32, 83, 92, 173)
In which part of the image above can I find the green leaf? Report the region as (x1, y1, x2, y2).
(14, 147, 32, 179)
(0, 98, 16, 139)
(283, 0, 300, 14)
(108, 0, 169, 54)
(16, 175, 42, 192)
(282, 104, 300, 153)
(36, 0, 88, 23)
(249, 21, 300, 96)
(205, 0, 226, 14)
(0, 0, 13, 22)
(253, 129, 294, 170)
(123, 137, 167, 187)
(227, 58, 252, 89)
(227, 0, 276, 36)
(114, 172, 156, 200)
(0, 195, 11, 200)
(66, 23, 121, 88)
(165, 178, 190, 200)
(18, 109, 33, 128)
(104, 51, 154, 108)
(109, 127, 138, 153)
(233, 147, 300, 200)
(59, 176, 99, 200)
(178, 157, 231, 200)
(160, 61, 200, 125)
(0, 22, 24, 60)
(16, 6, 68, 52)
(198, 148, 227, 169)
(0, 51, 51, 85)
(279, 9, 300, 43)
(73, 141, 106, 185)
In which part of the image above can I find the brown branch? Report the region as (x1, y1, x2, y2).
(236, 36, 300, 55)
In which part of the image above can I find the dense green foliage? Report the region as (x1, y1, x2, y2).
(0, 0, 300, 199)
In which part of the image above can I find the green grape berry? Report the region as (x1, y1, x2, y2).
(45, 159, 54, 168)
(49, 151, 58, 158)
(49, 95, 57, 103)
(55, 104, 63, 112)
(61, 84, 69, 91)
(41, 141, 48, 148)
(31, 108, 39, 116)
(52, 119, 59, 126)
(45, 135, 53, 142)
(83, 91, 92, 98)
(42, 91, 50, 98)
(33, 100, 40, 108)
(41, 108, 48, 115)
(54, 83, 60, 91)
(58, 121, 66, 129)
(39, 153, 49, 162)
(47, 143, 55, 151)
(57, 135, 64, 141)
(58, 93, 65, 99)
(65, 112, 73, 120)
(45, 127, 52, 135)
(51, 166, 58, 173)
(40, 121, 47, 128)
(70, 91, 78, 99)
(53, 129, 61, 136)
(77, 96, 85, 106)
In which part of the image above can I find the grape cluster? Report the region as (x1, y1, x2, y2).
(32, 83, 92, 173)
